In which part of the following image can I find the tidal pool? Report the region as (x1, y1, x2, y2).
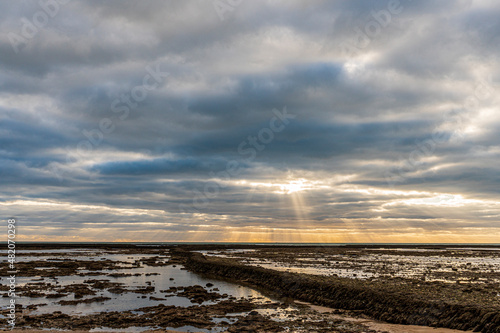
(3, 251, 273, 316)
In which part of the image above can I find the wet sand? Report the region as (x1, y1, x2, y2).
(303, 302, 473, 333)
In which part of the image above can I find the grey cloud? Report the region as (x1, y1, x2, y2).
(1, 0, 499, 241)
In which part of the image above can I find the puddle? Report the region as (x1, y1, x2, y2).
(226, 306, 298, 322)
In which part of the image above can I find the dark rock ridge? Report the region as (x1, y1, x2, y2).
(180, 250, 500, 333)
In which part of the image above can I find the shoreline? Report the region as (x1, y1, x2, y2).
(3, 244, 498, 332)
(179, 248, 500, 333)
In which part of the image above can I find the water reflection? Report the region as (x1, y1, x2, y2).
(13, 252, 272, 316)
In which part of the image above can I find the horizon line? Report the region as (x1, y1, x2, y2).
(3, 241, 500, 245)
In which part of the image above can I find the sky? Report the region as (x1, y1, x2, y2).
(1, 0, 500, 243)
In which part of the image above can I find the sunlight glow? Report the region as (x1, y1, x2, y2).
(278, 179, 308, 194)
(386, 194, 498, 207)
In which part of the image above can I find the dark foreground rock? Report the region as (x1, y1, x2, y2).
(180, 250, 500, 333)
(16, 301, 252, 331)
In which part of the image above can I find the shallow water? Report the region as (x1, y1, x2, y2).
(9, 252, 272, 316)
(201, 247, 500, 283)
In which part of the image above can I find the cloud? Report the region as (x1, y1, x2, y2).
(1, 0, 499, 242)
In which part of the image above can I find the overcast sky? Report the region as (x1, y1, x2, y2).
(1, 0, 499, 242)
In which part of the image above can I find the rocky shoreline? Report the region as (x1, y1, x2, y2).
(179, 248, 500, 333)
(3, 244, 499, 332)
(1, 245, 380, 332)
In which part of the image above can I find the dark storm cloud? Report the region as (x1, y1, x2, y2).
(1, 0, 499, 241)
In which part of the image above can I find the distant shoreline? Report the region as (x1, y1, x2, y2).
(3, 242, 500, 246)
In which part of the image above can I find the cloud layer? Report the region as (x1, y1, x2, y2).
(1, 0, 499, 242)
